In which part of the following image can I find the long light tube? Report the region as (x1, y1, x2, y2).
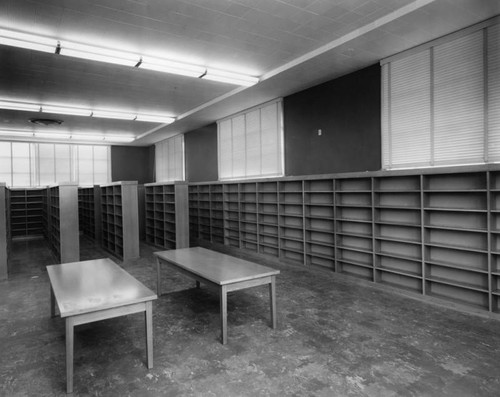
(42, 105, 92, 116)
(202, 70, 259, 86)
(91, 110, 137, 120)
(140, 56, 206, 78)
(0, 29, 57, 53)
(0, 28, 259, 86)
(0, 100, 40, 112)
(135, 114, 176, 123)
(59, 41, 140, 67)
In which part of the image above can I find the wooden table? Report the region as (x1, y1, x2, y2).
(47, 258, 157, 394)
(154, 247, 280, 344)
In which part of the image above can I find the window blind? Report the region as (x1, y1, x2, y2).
(155, 134, 184, 182)
(381, 18, 499, 169)
(0, 141, 110, 187)
(218, 99, 283, 180)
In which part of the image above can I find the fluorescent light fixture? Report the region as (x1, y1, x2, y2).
(92, 110, 136, 120)
(135, 114, 175, 124)
(42, 105, 92, 116)
(0, 29, 57, 53)
(104, 135, 136, 143)
(202, 69, 259, 86)
(0, 130, 34, 137)
(140, 56, 206, 78)
(34, 132, 71, 139)
(0, 100, 40, 112)
(72, 134, 105, 141)
(59, 41, 140, 67)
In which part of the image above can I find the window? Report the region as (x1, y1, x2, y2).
(218, 99, 283, 180)
(381, 18, 500, 169)
(0, 141, 110, 187)
(155, 134, 184, 182)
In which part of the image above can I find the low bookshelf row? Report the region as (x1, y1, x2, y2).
(144, 182, 189, 250)
(188, 165, 500, 318)
(0, 183, 7, 280)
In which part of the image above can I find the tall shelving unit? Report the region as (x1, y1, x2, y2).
(187, 165, 500, 319)
(45, 183, 80, 263)
(78, 186, 101, 241)
(144, 181, 189, 250)
(8, 188, 46, 239)
(100, 181, 139, 261)
(0, 183, 7, 280)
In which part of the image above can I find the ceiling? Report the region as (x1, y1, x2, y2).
(0, 0, 498, 146)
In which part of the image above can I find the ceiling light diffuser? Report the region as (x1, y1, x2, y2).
(42, 105, 92, 116)
(91, 110, 136, 120)
(34, 132, 71, 139)
(59, 41, 140, 67)
(202, 70, 259, 86)
(135, 114, 175, 123)
(104, 136, 136, 143)
(140, 56, 206, 78)
(0, 130, 34, 137)
(0, 29, 57, 53)
(71, 134, 105, 141)
(0, 100, 40, 112)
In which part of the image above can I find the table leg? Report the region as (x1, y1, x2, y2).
(156, 258, 161, 297)
(65, 317, 75, 394)
(269, 276, 277, 329)
(50, 286, 55, 318)
(220, 286, 228, 345)
(145, 301, 153, 369)
(196, 281, 200, 289)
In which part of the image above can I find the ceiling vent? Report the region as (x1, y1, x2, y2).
(29, 118, 63, 126)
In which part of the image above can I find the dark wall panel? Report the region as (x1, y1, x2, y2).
(185, 123, 218, 182)
(111, 145, 154, 184)
(284, 64, 381, 176)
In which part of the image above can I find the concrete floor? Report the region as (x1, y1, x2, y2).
(1, 238, 500, 396)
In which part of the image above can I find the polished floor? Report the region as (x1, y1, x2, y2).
(1, 237, 500, 396)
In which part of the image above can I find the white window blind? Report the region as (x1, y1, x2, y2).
(218, 99, 283, 180)
(488, 23, 500, 161)
(0, 141, 110, 187)
(381, 18, 499, 169)
(155, 134, 184, 182)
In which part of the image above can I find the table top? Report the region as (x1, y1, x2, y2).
(154, 247, 280, 285)
(47, 258, 157, 318)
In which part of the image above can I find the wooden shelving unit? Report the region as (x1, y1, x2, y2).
(46, 183, 80, 263)
(8, 188, 46, 239)
(188, 165, 500, 318)
(78, 186, 101, 241)
(100, 181, 139, 261)
(144, 181, 189, 250)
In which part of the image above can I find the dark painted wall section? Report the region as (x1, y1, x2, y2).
(111, 145, 154, 184)
(184, 123, 218, 182)
(284, 64, 381, 176)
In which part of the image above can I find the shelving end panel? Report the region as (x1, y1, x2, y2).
(59, 184, 80, 263)
(0, 184, 7, 280)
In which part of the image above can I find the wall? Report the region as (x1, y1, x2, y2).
(184, 123, 218, 182)
(111, 146, 154, 184)
(284, 64, 381, 176)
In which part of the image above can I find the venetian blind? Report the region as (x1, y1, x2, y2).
(381, 18, 499, 169)
(155, 134, 184, 182)
(218, 100, 283, 180)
